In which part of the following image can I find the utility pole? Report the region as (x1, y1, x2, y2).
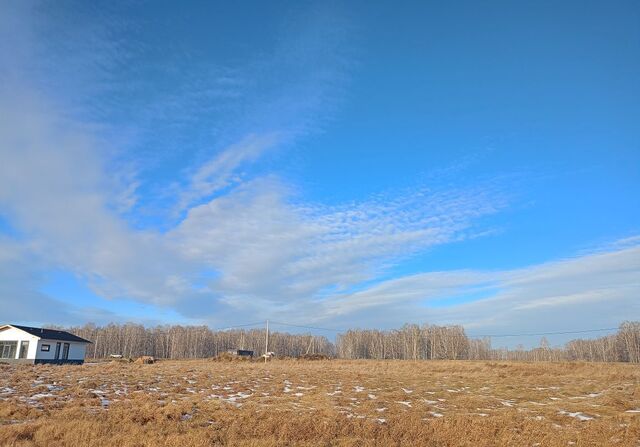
(264, 319, 269, 363)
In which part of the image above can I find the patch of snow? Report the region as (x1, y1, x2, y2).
(346, 414, 365, 419)
(30, 393, 55, 400)
(402, 388, 413, 394)
(625, 409, 640, 413)
(429, 411, 443, 417)
(558, 410, 594, 421)
(354, 386, 365, 393)
(368, 394, 376, 399)
(397, 401, 412, 407)
(231, 391, 252, 400)
(376, 407, 387, 412)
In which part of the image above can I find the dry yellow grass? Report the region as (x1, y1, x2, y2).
(0, 360, 639, 446)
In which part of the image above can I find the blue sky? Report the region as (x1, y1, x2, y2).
(0, 1, 638, 347)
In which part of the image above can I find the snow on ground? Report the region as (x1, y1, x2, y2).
(0, 359, 636, 436)
(559, 410, 595, 421)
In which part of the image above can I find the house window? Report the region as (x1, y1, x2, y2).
(0, 341, 17, 359)
(41, 344, 50, 352)
(19, 341, 29, 359)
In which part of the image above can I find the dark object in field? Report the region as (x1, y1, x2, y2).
(227, 349, 254, 357)
(134, 356, 155, 364)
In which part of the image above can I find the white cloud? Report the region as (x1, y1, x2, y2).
(315, 241, 640, 345)
(176, 132, 283, 211)
(3, 2, 636, 348)
(0, 76, 507, 326)
(170, 177, 505, 315)
(6, 63, 633, 340)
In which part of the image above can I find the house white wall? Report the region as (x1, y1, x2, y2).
(1, 326, 89, 362)
(36, 339, 87, 361)
(0, 326, 39, 359)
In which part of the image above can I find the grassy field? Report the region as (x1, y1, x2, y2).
(0, 360, 639, 446)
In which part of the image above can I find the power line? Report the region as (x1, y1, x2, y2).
(269, 320, 344, 333)
(467, 327, 618, 338)
(271, 322, 619, 339)
(212, 321, 265, 331)
(211, 320, 620, 339)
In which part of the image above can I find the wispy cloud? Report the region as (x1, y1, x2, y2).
(0, 2, 506, 329)
(316, 240, 640, 345)
(171, 177, 506, 315)
(0, 74, 507, 327)
(3, 2, 634, 349)
(176, 132, 284, 211)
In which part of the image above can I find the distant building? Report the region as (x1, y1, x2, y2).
(0, 324, 92, 365)
(227, 349, 254, 357)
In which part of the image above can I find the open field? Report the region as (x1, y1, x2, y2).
(1, 360, 639, 446)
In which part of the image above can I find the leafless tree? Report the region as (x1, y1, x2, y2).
(58, 321, 640, 363)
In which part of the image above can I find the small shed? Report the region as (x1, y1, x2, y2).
(0, 324, 92, 365)
(227, 349, 254, 358)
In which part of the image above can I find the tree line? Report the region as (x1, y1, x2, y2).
(63, 324, 334, 359)
(336, 321, 640, 363)
(59, 321, 640, 363)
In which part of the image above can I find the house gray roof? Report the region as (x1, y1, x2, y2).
(10, 325, 92, 343)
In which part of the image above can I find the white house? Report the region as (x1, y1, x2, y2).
(0, 324, 92, 365)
